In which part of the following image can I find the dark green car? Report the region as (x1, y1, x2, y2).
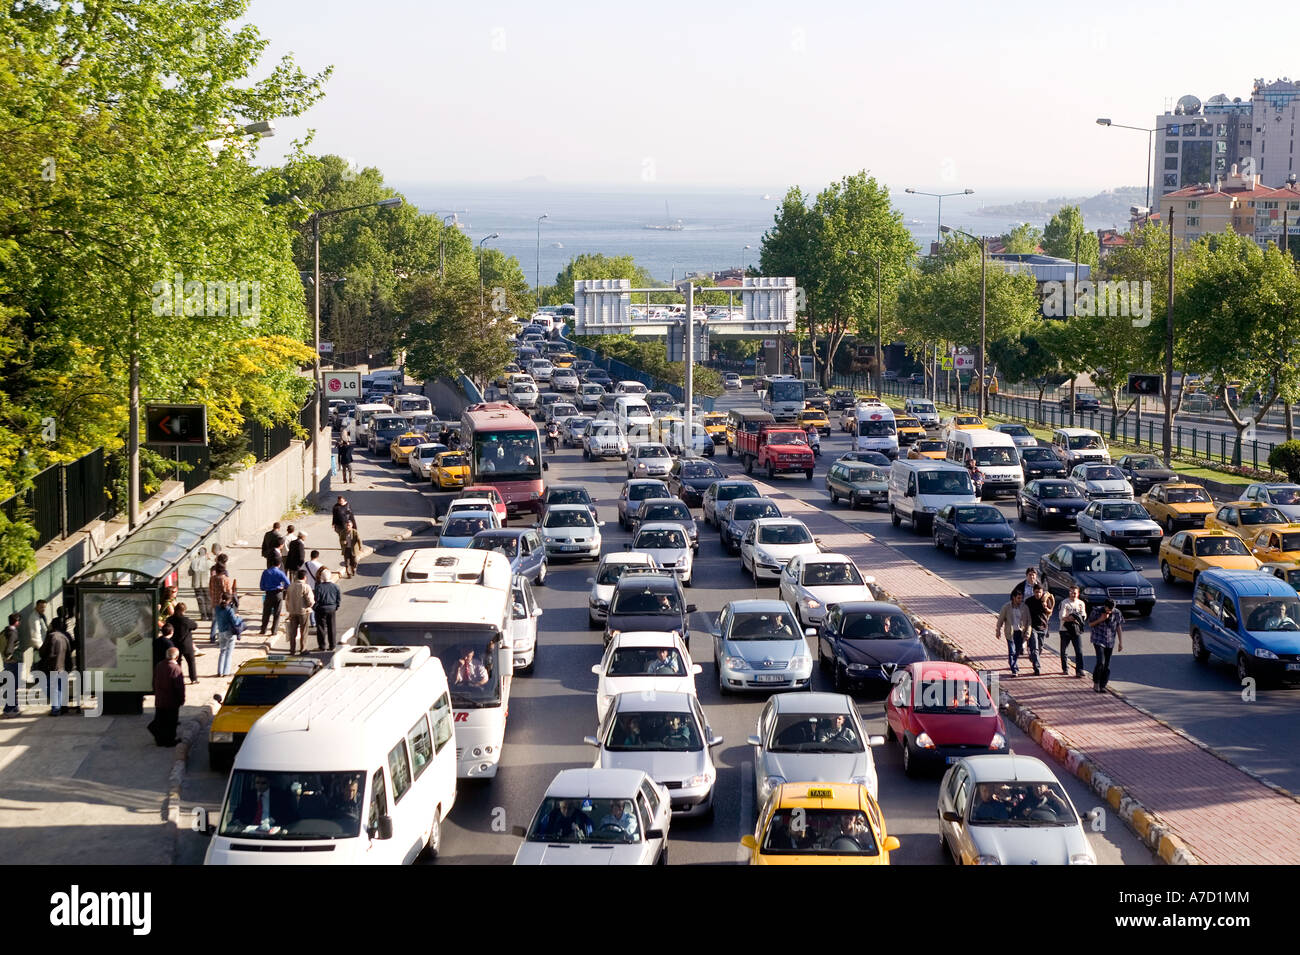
(826, 460, 889, 508)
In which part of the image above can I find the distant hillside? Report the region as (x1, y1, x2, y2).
(976, 187, 1147, 231)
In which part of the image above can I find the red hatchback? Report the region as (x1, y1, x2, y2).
(884, 661, 1008, 776)
(459, 485, 508, 525)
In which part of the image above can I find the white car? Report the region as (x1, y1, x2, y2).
(991, 423, 1038, 450)
(446, 497, 498, 521)
(513, 768, 671, 865)
(631, 522, 693, 586)
(614, 381, 648, 396)
(540, 504, 603, 560)
(509, 382, 539, 410)
(938, 754, 1098, 865)
(585, 691, 721, 820)
(778, 553, 876, 628)
(584, 421, 629, 460)
(1241, 482, 1300, 521)
(587, 552, 659, 628)
(748, 692, 884, 806)
(724, 373, 742, 390)
(741, 517, 821, 583)
(528, 359, 555, 383)
(553, 368, 580, 392)
(627, 442, 673, 478)
(1069, 463, 1134, 501)
(591, 631, 701, 724)
(1076, 500, 1163, 553)
(510, 577, 543, 673)
(408, 442, 446, 480)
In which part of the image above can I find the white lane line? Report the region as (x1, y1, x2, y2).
(737, 759, 753, 863)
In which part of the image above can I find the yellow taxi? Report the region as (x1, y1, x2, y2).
(651, 415, 683, 445)
(895, 414, 927, 445)
(967, 375, 998, 395)
(700, 411, 729, 449)
(551, 352, 577, 368)
(741, 782, 899, 865)
(1158, 528, 1260, 585)
(1248, 525, 1300, 564)
(432, 450, 471, 490)
(908, 439, 948, 460)
(1260, 561, 1300, 594)
(941, 414, 985, 438)
(1139, 482, 1215, 533)
(797, 408, 831, 436)
(1203, 501, 1292, 543)
(390, 431, 427, 466)
(209, 655, 322, 771)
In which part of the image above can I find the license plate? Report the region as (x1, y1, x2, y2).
(753, 674, 784, 683)
(1115, 598, 1135, 606)
(561, 544, 580, 552)
(985, 543, 1000, 548)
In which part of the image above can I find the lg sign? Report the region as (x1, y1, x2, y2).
(324, 372, 360, 397)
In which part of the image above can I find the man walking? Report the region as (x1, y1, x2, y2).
(336, 435, 353, 484)
(167, 603, 199, 685)
(2, 613, 22, 715)
(149, 647, 185, 746)
(332, 496, 355, 550)
(1010, 567, 1039, 602)
(23, 599, 48, 687)
(258, 555, 290, 636)
(285, 530, 306, 575)
(1058, 585, 1087, 677)
(284, 569, 315, 655)
(1023, 582, 1055, 677)
(313, 568, 342, 651)
(188, 546, 213, 620)
(1088, 599, 1124, 693)
(39, 619, 71, 716)
(260, 522, 286, 566)
(996, 590, 1031, 677)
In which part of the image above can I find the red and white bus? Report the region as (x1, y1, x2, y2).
(461, 402, 545, 518)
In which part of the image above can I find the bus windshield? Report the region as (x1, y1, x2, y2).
(358, 622, 504, 708)
(770, 381, 803, 403)
(473, 429, 542, 482)
(219, 770, 366, 841)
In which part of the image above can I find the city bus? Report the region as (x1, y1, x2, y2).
(461, 401, 546, 519)
(761, 375, 805, 422)
(351, 548, 515, 779)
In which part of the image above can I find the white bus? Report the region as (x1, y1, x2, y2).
(761, 375, 805, 421)
(205, 645, 457, 865)
(356, 548, 515, 779)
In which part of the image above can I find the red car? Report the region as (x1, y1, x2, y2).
(458, 485, 508, 526)
(884, 661, 1008, 776)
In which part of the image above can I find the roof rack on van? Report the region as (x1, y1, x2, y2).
(330, 645, 429, 668)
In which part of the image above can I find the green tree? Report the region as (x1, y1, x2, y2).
(1042, 205, 1098, 269)
(546, 254, 654, 306)
(987, 323, 1068, 421)
(1003, 222, 1043, 254)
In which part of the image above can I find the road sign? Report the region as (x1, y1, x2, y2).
(763, 339, 776, 348)
(940, 357, 954, 370)
(145, 404, 208, 446)
(324, 371, 361, 399)
(1127, 373, 1162, 396)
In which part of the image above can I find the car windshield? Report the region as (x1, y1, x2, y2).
(913, 677, 994, 714)
(1270, 488, 1300, 505)
(682, 463, 721, 479)
(1000, 425, 1030, 436)
(628, 483, 669, 501)
(761, 808, 879, 856)
(639, 445, 669, 458)
(1071, 549, 1135, 572)
(1194, 536, 1248, 556)
(598, 562, 643, 585)
(438, 453, 468, 468)
(218, 770, 366, 840)
(955, 417, 981, 426)
(469, 536, 518, 559)
(771, 381, 803, 402)
(568, 417, 592, 430)
(1069, 435, 1103, 450)
(911, 402, 936, 413)
(846, 465, 887, 483)
(731, 502, 780, 523)
(968, 782, 1077, 826)
(974, 447, 1019, 466)
(547, 489, 590, 507)
(758, 524, 812, 545)
(642, 504, 691, 523)
(729, 611, 799, 640)
(445, 517, 490, 537)
(768, 713, 863, 753)
(608, 647, 686, 676)
(1022, 448, 1056, 462)
(953, 507, 1005, 525)
(1242, 597, 1300, 631)
(803, 562, 864, 586)
(1165, 488, 1211, 504)
(1085, 467, 1123, 481)
(636, 529, 686, 549)
(1126, 457, 1161, 470)
(527, 797, 641, 844)
(604, 711, 702, 751)
(612, 589, 681, 615)
(1037, 483, 1075, 499)
(221, 672, 312, 707)
(918, 471, 975, 495)
(544, 510, 594, 528)
(1240, 507, 1287, 525)
(718, 484, 761, 502)
(859, 421, 896, 437)
(840, 611, 914, 640)
(917, 442, 946, 453)
(1099, 504, 1148, 521)
(844, 451, 892, 465)
(773, 430, 809, 445)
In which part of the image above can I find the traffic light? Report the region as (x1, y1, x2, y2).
(1127, 374, 1162, 396)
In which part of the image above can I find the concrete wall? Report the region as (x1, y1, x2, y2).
(423, 377, 473, 420)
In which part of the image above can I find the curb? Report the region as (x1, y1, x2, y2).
(162, 701, 218, 861)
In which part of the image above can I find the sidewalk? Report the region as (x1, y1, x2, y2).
(0, 455, 432, 864)
(750, 477, 1300, 865)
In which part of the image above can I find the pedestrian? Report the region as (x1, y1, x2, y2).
(284, 569, 314, 655)
(208, 553, 237, 644)
(1058, 585, 1087, 677)
(336, 435, 354, 484)
(332, 496, 355, 550)
(148, 647, 185, 747)
(153, 622, 176, 669)
(340, 518, 361, 579)
(313, 568, 342, 651)
(188, 545, 213, 619)
(38, 617, 70, 716)
(258, 554, 290, 636)
(167, 603, 199, 684)
(285, 531, 306, 575)
(1023, 582, 1055, 677)
(996, 590, 1031, 677)
(260, 521, 286, 566)
(1088, 599, 1124, 693)
(23, 599, 48, 688)
(2, 613, 22, 715)
(160, 585, 179, 625)
(1010, 566, 1039, 602)
(303, 549, 324, 630)
(212, 594, 242, 677)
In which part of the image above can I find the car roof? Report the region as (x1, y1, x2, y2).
(600, 552, 656, 566)
(771, 691, 858, 714)
(473, 528, 530, 540)
(1201, 569, 1299, 596)
(802, 552, 855, 564)
(610, 631, 686, 648)
(444, 509, 494, 522)
(641, 498, 690, 509)
(726, 599, 794, 613)
(232, 656, 321, 676)
(910, 660, 981, 681)
(1056, 427, 1101, 436)
(751, 517, 808, 528)
(960, 754, 1058, 783)
(716, 479, 758, 487)
(625, 478, 669, 488)
(613, 573, 680, 592)
(830, 600, 903, 614)
(545, 503, 594, 513)
(544, 768, 650, 799)
(773, 782, 871, 811)
(612, 690, 694, 713)
(546, 484, 589, 494)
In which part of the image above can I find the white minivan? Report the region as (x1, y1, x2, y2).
(888, 459, 978, 532)
(855, 403, 899, 458)
(904, 397, 940, 429)
(615, 396, 655, 442)
(205, 645, 457, 865)
(945, 429, 1024, 499)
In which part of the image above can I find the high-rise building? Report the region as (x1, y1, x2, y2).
(1251, 78, 1300, 188)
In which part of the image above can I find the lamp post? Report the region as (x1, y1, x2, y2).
(478, 233, 499, 312)
(940, 225, 988, 417)
(536, 215, 548, 309)
(440, 214, 457, 279)
(741, 244, 752, 274)
(905, 187, 975, 247)
(1097, 117, 1206, 212)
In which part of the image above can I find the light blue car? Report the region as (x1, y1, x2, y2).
(437, 509, 499, 548)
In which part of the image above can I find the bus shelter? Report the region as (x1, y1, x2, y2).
(66, 493, 239, 713)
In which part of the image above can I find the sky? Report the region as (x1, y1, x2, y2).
(244, 0, 1296, 195)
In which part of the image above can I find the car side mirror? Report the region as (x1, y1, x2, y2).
(511, 825, 528, 838)
(590, 665, 602, 675)
(941, 811, 962, 823)
(597, 521, 606, 528)
(746, 734, 761, 747)
(740, 834, 758, 851)
(375, 815, 394, 840)
(212, 693, 223, 704)
(340, 627, 356, 645)
(867, 735, 886, 747)
(686, 604, 697, 614)
(533, 607, 543, 618)
(542, 462, 549, 471)
(882, 836, 901, 852)
(804, 627, 817, 638)
(708, 735, 724, 747)
(583, 735, 600, 747)
(646, 829, 665, 841)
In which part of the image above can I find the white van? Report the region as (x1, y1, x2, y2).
(393, 394, 433, 416)
(855, 403, 899, 458)
(888, 459, 978, 532)
(205, 646, 457, 865)
(614, 381, 649, 397)
(945, 429, 1024, 498)
(615, 396, 654, 442)
(348, 402, 394, 440)
(904, 398, 940, 429)
(369, 369, 404, 388)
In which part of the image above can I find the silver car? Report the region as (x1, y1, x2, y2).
(584, 421, 629, 460)
(938, 754, 1098, 865)
(513, 768, 671, 865)
(627, 442, 673, 478)
(1241, 482, 1300, 521)
(1069, 463, 1133, 501)
(748, 691, 884, 807)
(711, 598, 814, 694)
(1076, 499, 1163, 554)
(637, 498, 699, 553)
(992, 422, 1038, 450)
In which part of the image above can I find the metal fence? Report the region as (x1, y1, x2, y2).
(0, 448, 108, 549)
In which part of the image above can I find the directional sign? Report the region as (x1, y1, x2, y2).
(324, 371, 361, 399)
(145, 404, 208, 447)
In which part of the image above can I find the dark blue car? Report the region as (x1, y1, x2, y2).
(931, 503, 1017, 560)
(817, 601, 928, 694)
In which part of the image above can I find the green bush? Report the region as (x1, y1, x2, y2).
(0, 511, 38, 583)
(1269, 441, 1300, 482)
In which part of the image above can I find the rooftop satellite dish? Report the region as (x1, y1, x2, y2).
(1207, 93, 1229, 106)
(1178, 94, 1203, 115)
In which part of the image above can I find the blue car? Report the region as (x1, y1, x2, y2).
(1191, 569, 1300, 686)
(437, 510, 498, 548)
(816, 601, 928, 694)
(469, 527, 549, 586)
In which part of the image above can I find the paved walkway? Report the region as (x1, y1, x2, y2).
(752, 477, 1300, 865)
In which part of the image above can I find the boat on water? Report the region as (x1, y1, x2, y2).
(644, 200, 684, 231)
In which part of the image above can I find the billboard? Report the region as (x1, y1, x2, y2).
(324, 371, 361, 400)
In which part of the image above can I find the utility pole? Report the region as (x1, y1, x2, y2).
(683, 281, 695, 454)
(1163, 206, 1175, 465)
(128, 312, 140, 529)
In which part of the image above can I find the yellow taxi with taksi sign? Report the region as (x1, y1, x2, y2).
(740, 782, 899, 865)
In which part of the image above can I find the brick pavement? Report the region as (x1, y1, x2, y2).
(749, 476, 1300, 865)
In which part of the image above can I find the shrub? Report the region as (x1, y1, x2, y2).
(1269, 441, 1300, 482)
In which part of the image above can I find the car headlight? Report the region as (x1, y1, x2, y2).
(1254, 648, 1280, 659)
(591, 597, 608, 609)
(1070, 853, 1096, 865)
(975, 854, 1002, 865)
(210, 732, 234, 743)
(990, 733, 1006, 750)
(915, 732, 935, 749)
(849, 774, 870, 787)
(544, 535, 558, 543)
(1138, 586, 1154, 596)
(686, 773, 713, 788)
(1083, 587, 1107, 597)
(790, 652, 811, 669)
(922, 505, 938, 513)
(724, 655, 748, 671)
(1043, 506, 1058, 513)
(804, 597, 821, 609)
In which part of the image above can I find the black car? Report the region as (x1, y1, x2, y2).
(667, 458, 724, 507)
(803, 389, 831, 413)
(1017, 479, 1089, 526)
(1020, 446, 1068, 480)
(582, 368, 613, 389)
(907, 372, 926, 385)
(719, 497, 783, 555)
(931, 503, 1017, 559)
(604, 573, 697, 648)
(1115, 454, 1178, 495)
(1059, 394, 1101, 412)
(829, 389, 857, 411)
(835, 450, 892, 468)
(816, 601, 928, 694)
(1038, 543, 1155, 617)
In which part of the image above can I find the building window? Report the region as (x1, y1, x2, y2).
(1200, 123, 1213, 136)
(1165, 157, 1179, 170)
(1167, 123, 1180, 136)
(1166, 141, 1180, 154)
(1263, 201, 1279, 210)
(1187, 200, 1199, 210)
(1288, 202, 1300, 212)
(1218, 124, 1228, 137)
(1233, 217, 1241, 228)
(1217, 141, 1227, 154)
(1215, 157, 1227, 171)
(1187, 217, 1200, 227)
(1164, 174, 1178, 187)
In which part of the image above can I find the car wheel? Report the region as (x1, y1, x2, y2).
(683, 573, 692, 588)
(717, 662, 731, 695)
(884, 721, 896, 742)
(829, 488, 838, 504)
(744, 456, 753, 475)
(1017, 504, 1026, 523)
(890, 505, 901, 528)
(536, 562, 547, 586)
(1079, 529, 1090, 543)
(1236, 653, 1251, 684)
(933, 527, 945, 551)
(850, 493, 860, 508)
(953, 538, 964, 560)
(726, 444, 733, 457)
(832, 661, 847, 693)
(805, 470, 814, 481)
(1005, 550, 1016, 560)
(1191, 629, 1209, 664)
(1166, 517, 1176, 535)
(816, 637, 828, 671)
(902, 740, 919, 778)
(767, 462, 776, 480)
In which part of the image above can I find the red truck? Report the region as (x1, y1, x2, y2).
(734, 423, 816, 480)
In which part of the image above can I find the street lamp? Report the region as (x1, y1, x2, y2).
(905, 187, 975, 246)
(478, 233, 499, 312)
(940, 225, 988, 417)
(536, 215, 548, 309)
(741, 244, 752, 274)
(1097, 117, 1207, 211)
